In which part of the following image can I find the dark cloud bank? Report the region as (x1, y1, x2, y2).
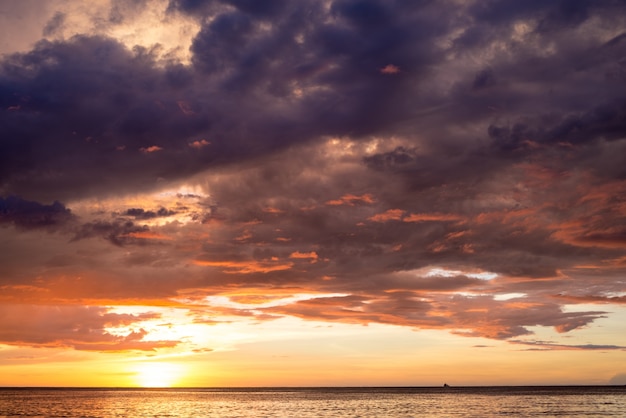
(1, 0, 626, 350)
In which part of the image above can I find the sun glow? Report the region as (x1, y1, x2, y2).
(133, 362, 184, 387)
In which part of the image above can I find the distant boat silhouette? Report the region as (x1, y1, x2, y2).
(443, 383, 450, 388)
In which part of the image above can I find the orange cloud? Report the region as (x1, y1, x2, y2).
(289, 251, 319, 262)
(193, 259, 293, 274)
(403, 213, 463, 223)
(552, 294, 626, 305)
(263, 207, 284, 214)
(123, 231, 173, 240)
(551, 219, 626, 249)
(368, 209, 404, 222)
(235, 230, 253, 241)
(474, 207, 538, 226)
(326, 193, 376, 206)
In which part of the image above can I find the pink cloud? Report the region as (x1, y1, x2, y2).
(177, 100, 195, 115)
(189, 139, 210, 149)
(326, 194, 376, 206)
(139, 145, 163, 153)
(380, 64, 400, 74)
(368, 209, 404, 222)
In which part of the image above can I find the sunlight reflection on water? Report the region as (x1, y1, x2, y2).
(0, 387, 625, 417)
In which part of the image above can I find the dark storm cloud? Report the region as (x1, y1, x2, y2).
(0, 35, 210, 201)
(0, 0, 452, 201)
(466, 0, 625, 38)
(488, 99, 626, 152)
(123, 207, 177, 220)
(2, 0, 623, 202)
(184, 0, 437, 138)
(0, 195, 74, 229)
(72, 220, 151, 246)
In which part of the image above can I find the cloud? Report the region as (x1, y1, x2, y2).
(72, 220, 152, 246)
(3, 0, 624, 203)
(289, 251, 319, 263)
(403, 213, 463, 223)
(0, 304, 179, 351)
(42, 11, 66, 37)
(189, 139, 210, 149)
(380, 64, 400, 74)
(1, 0, 626, 352)
(139, 145, 164, 153)
(510, 340, 626, 351)
(193, 258, 294, 274)
(1, 35, 209, 201)
(123, 207, 178, 220)
(554, 294, 626, 305)
(368, 209, 404, 222)
(0, 196, 74, 230)
(326, 194, 376, 206)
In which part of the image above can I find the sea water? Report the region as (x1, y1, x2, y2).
(0, 386, 624, 417)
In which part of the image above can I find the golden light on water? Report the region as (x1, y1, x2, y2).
(133, 362, 184, 388)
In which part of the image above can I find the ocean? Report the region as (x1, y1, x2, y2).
(0, 386, 624, 417)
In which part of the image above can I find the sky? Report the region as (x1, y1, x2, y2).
(0, 0, 625, 388)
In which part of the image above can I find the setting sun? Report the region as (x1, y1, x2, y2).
(133, 362, 184, 388)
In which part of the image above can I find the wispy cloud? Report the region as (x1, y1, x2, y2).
(510, 340, 626, 351)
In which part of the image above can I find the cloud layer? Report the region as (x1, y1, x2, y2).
(1, 0, 625, 352)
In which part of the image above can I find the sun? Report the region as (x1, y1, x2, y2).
(133, 362, 183, 388)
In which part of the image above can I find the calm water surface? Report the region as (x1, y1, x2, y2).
(0, 386, 624, 417)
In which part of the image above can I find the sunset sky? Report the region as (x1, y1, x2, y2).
(1, 0, 626, 387)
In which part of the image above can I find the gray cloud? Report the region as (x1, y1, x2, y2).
(510, 340, 626, 351)
(0, 196, 74, 229)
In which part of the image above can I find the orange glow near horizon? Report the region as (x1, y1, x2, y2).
(132, 362, 186, 387)
(1, 305, 625, 388)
